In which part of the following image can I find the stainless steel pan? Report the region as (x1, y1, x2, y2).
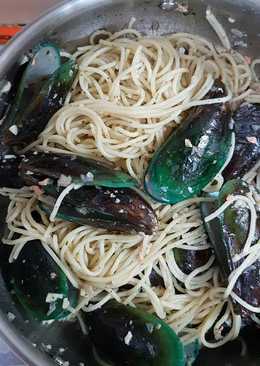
(0, 1, 260, 365)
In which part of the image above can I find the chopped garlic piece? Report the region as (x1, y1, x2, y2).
(124, 331, 133, 345)
(185, 139, 193, 148)
(9, 125, 18, 135)
(46, 293, 64, 303)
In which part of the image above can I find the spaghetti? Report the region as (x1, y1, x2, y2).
(1, 15, 260, 349)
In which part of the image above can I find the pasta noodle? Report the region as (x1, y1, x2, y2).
(206, 7, 231, 50)
(0, 16, 260, 350)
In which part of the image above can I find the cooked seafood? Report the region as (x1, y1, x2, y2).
(0, 43, 75, 157)
(0, 152, 156, 234)
(223, 103, 260, 180)
(3, 240, 78, 321)
(145, 82, 234, 204)
(201, 179, 260, 319)
(85, 300, 185, 366)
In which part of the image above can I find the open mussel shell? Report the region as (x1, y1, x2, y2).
(223, 103, 260, 180)
(144, 81, 234, 204)
(41, 185, 158, 235)
(84, 300, 185, 366)
(6, 58, 77, 148)
(3, 240, 78, 321)
(0, 42, 77, 149)
(23, 43, 61, 87)
(0, 43, 60, 146)
(20, 152, 157, 234)
(20, 152, 138, 189)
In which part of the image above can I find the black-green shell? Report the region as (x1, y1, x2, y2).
(85, 300, 185, 366)
(5, 240, 78, 321)
(145, 82, 233, 204)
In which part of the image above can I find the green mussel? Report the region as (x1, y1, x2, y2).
(4, 240, 78, 321)
(84, 300, 185, 366)
(0, 63, 28, 158)
(145, 81, 233, 204)
(20, 153, 158, 234)
(0, 43, 77, 150)
(201, 179, 260, 318)
(223, 103, 260, 180)
(20, 152, 138, 189)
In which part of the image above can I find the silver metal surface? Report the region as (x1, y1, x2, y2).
(0, 0, 260, 365)
(160, 0, 177, 10)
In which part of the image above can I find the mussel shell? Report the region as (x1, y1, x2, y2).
(20, 152, 156, 234)
(149, 269, 165, 288)
(201, 194, 231, 280)
(0, 44, 60, 147)
(174, 248, 212, 275)
(194, 326, 260, 366)
(201, 180, 260, 317)
(41, 185, 158, 235)
(0, 155, 24, 188)
(0, 62, 29, 121)
(24, 43, 61, 87)
(223, 103, 260, 180)
(234, 262, 260, 319)
(0, 62, 29, 158)
(84, 300, 185, 366)
(2, 57, 76, 149)
(145, 81, 233, 204)
(4, 240, 78, 321)
(9, 43, 61, 118)
(218, 180, 252, 257)
(20, 152, 138, 189)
